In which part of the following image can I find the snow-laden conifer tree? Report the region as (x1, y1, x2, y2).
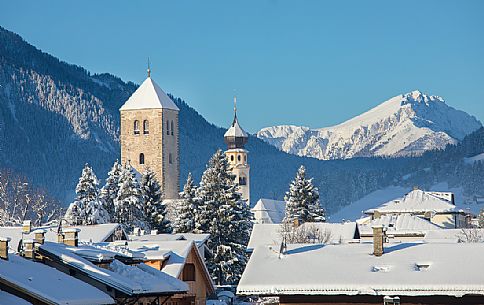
(284, 165, 325, 224)
(65, 164, 109, 225)
(114, 162, 146, 232)
(100, 160, 122, 221)
(141, 168, 171, 233)
(196, 150, 252, 285)
(173, 173, 198, 233)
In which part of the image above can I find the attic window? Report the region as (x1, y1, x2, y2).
(384, 296, 400, 305)
(415, 263, 431, 271)
(183, 263, 196, 281)
(371, 265, 391, 273)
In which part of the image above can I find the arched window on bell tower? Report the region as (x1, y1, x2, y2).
(139, 153, 145, 165)
(143, 120, 149, 134)
(171, 120, 174, 136)
(134, 120, 140, 135)
(239, 175, 247, 186)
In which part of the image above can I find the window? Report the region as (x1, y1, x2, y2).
(143, 120, 149, 134)
(230, 155, 234, 161)
(171, 120, 174, 136)
(134, 120, 140, 135)
(383, 296, 400, 305)
(169, 153, 173, 164)
(239, 176, 247, 186)
(139, 153, 145, 165)
(166, 120, 170, 135)
(237, 155, 241, 162)
(183, 263, 196, 281)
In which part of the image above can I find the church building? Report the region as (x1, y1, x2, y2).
(224, 97, 250, 205)
(119, 69, 180, 199)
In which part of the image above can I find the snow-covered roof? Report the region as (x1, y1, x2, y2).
(224, 116, 248, 138)
(120, 77, 179, 111)
(0, 223, 124, 252)
(365, 189, 458, 214)
(358, 214, 441, 236)
(39, 242, 187, 296)
(247, 222, 358, 252)
(238, 242, 484, 297)
(0, 253, 114, 305)
(424, 229, 484, 243)
(251, 199, 286, 224)
(0, 290, 32, 305)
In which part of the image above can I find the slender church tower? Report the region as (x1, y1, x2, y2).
(224, 97, 250, 204)
(119, 67, 180, 199)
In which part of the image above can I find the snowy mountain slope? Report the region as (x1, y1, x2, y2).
(257, 91, 482, 160)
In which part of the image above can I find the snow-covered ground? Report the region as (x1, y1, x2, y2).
(257, 91, 481, 160)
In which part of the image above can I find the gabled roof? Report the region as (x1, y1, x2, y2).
(358, 214, 441, 236)
(251, 199, 286, 224)
(365, 189, 457, 214)
(0, 253, 114, 305)
(238, 242, 484, 297)
(39, 242, 187, 296)
(111, 239, 215, 294)
(120, 77, 179, 111)
(0, 223, 125, 252)
(247, 222, 359, 252)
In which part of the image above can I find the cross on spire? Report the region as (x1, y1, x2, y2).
(147, 58, 151, 78)
(233, 96, 238, 125)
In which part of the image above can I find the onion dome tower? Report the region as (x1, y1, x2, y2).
(224, 97, 250, 204)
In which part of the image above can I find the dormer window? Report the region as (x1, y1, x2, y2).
(143, 120, 149, 134)
(415, 262, 431, 271)
(166, 120, 170, 135)
(134, 120, 140, 135)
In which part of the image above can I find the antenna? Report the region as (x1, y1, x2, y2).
(147, 57, 151, 78)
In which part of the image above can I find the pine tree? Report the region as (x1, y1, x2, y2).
(284, 165, 325, 224)
(100, 160, 122, 221)
(141, 168, 171, 233)
(65, 164, 109, 225)
(114, 162, 145, 232)
(196, 150, 252, 285)
(173, 173, 198, 233)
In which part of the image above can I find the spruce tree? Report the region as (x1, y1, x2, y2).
(141, 168, 171, 233)
(173, 173, 198, 233)
(100, 160, 122, 221)
(114, 162, 145, 232)
(284, 165, 325, 224)
(65, 164, 109, 225)
(196, 150, 252, 285)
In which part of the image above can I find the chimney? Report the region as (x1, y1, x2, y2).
(33, 229, 47, 245)
(62, 228, 80, 247)
(0, 237, 10, 260)
(372, 225, 385, 257)
(22, 239, 35, 260)
(22, 220, 32, 234)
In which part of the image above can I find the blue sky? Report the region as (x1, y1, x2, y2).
(2, 0, 483, 132)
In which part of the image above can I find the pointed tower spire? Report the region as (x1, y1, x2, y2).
(147, 58, 151, 78)
(233, 96, 238, 126)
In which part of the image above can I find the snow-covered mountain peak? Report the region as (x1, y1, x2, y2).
(257, 91, 482, 160)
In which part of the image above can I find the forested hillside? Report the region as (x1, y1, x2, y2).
(0, 25, 482, 215)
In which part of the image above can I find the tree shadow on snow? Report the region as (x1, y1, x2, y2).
(286, 244, 325, 255)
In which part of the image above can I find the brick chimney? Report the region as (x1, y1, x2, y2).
(0, 237, 10, 260)
(372, 225, 385, 257)
(62, 228, 80, 247)
(22, 239, 35, 259)
(33, 229, 47, 245)
(22, 220, 32, 234)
